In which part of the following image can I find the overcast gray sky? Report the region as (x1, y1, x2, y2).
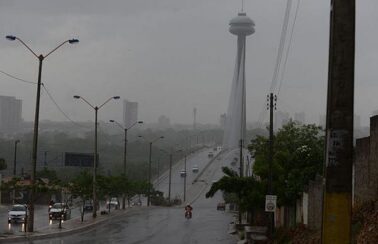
(0, 0, 377, 126)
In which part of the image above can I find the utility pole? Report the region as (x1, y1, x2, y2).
(168, 154, 172, 202)
(148, 142, 152, 206)
(322, 1, 355, 243)
(267, 93, 276, 236)
(183, 153, 187, 202)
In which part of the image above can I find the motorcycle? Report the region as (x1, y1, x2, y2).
(185, 210, 192, 219)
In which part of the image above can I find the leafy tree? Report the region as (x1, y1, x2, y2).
(249, 121, 324, 206)
(37, 167, 60, 185)
(69, 171, 92, 200)
(206, 167, 265, 212)
(68, 171, 92, 222)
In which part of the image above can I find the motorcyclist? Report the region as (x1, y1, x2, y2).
(48, 199, 54, 212)
(185, 203, 193, 218)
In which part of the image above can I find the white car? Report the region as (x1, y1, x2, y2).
(8, 204, 27, 223)
(106, 197, 120, 209)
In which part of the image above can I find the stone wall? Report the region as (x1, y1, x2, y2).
(354, 137, 372, 204)
(354, 115, 378, 205)
(307, 175, 323, 230)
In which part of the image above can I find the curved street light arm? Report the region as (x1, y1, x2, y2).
(151, 136, 164, 144)
(44, 40, 70, 59)
(127, 120, 140, 130)
(14, 37, 39, 58)
(77, 96, 95, 109)
(98, 97, 117, 109)
(110, 120, 124, 130)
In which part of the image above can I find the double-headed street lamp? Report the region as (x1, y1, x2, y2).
(6, 35, 78, 232)
(138, 135, 164, 206)
(74, 95, 120, 218)
(109, 119, 143, 209)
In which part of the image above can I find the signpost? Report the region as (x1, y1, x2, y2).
(265, 195, 277, 212)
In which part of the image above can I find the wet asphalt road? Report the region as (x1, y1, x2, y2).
(0, 204, 83, 235)
(26, 149, 239, 244)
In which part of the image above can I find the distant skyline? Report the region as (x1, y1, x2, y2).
(1, 1, 378, 127)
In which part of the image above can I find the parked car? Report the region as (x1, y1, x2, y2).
(192, 165, 199, 173)
(106, 197, 120, 209)
(49, 203, 71, 220)
(82, 200, 94, 212)
(217, 202, 226, 211)
(131, 200, 142, 206)
(208, 152, 214, 158)
(8, 204, 27, 224)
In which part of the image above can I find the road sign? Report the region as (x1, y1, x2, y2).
(64, 152, 98, 167)
(265, 195, 277, 212)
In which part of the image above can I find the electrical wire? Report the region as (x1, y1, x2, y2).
(257, 0, 299, 125)
(277, 0, 301, 96)
(0, 68, 85, 128)
(269, 0, 292, 92)
(42, 84, 86, 128)
(0, 69, 37, 85)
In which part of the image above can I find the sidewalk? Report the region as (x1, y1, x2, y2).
(0, 208, 131, 243)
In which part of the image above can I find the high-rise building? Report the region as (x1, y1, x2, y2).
(223, 12, 255, 150)
(123, 100, 138, 128)
(0, 95, 22, 133)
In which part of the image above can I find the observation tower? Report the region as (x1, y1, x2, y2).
(223, 12, 255, 150)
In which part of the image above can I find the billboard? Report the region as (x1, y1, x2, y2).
(64, 152, 98, 167)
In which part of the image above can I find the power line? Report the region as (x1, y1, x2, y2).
(0, 70, 37, 85)
(41, 84, 86, 128)
(269, 0, 292, 92)
(258, 0, 300, 125)
(0, 68, 85, 128)
(277, 0, 301, 96)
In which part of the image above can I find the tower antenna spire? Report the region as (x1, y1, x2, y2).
(241, 0, 244, 12)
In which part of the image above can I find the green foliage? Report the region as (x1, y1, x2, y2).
(68, 170, 92, 200)
(206, 167, 265, 212)
(249, 121, 324, 206)
(0, 176, 61, 195)
(37, 167, 60, 185)
(97, 174, 129, 199)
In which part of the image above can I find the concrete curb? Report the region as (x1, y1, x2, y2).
(0, 209, 132, 243)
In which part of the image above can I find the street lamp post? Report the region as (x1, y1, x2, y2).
(139, 135, 164, 206)
(183, 152, 187, 202)
(13, 140, 20, 204)
(74, 95, 120, 218)
(160, 148, 182, 203)
(13, 140, 20, 176)
(110, 119, 143, 209)
(6, 35, 78, 232)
